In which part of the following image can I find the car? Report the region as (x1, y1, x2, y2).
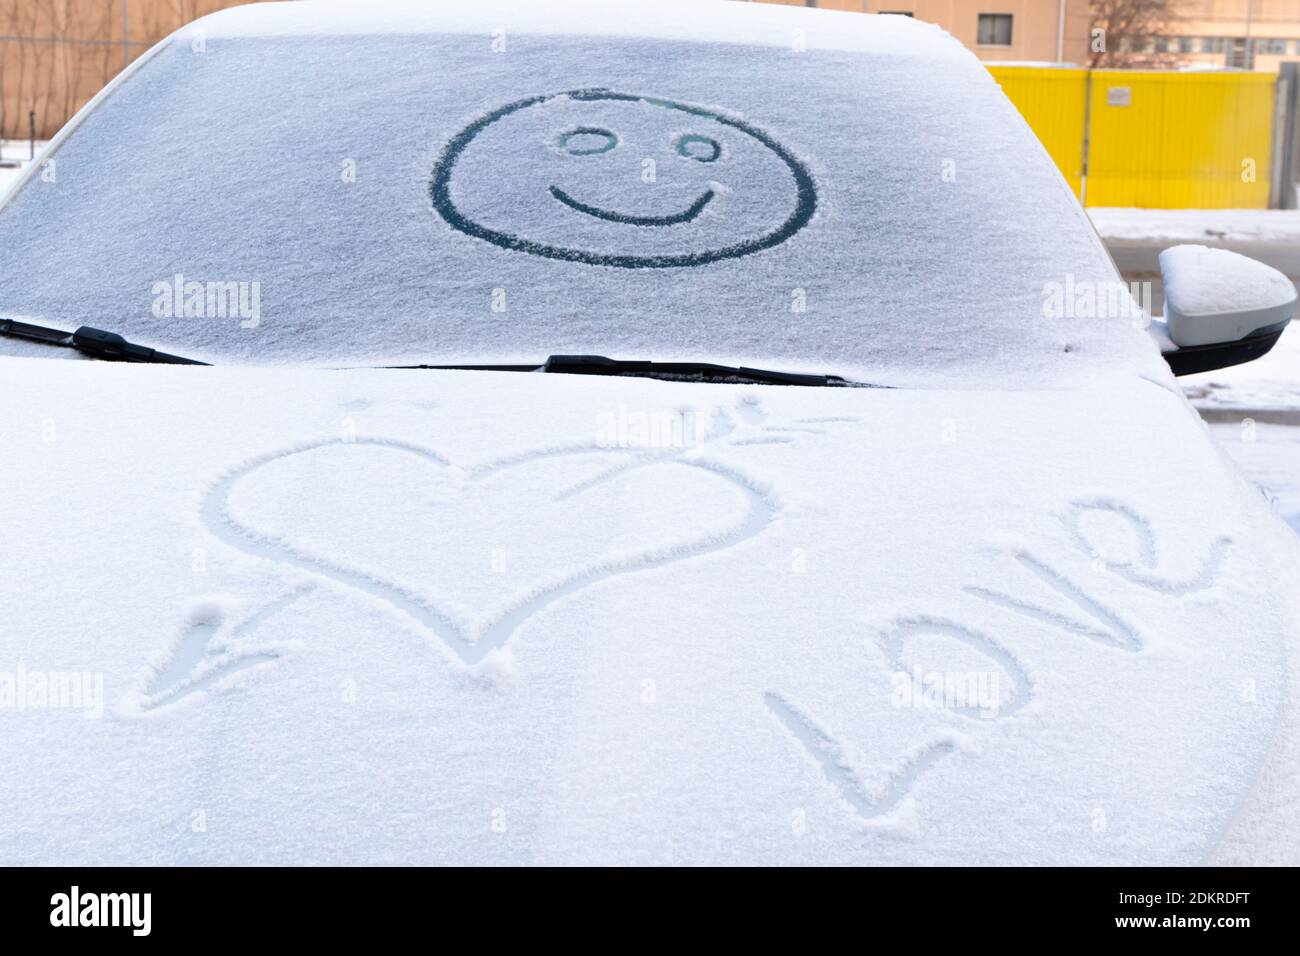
(1, 0, 1297, 866)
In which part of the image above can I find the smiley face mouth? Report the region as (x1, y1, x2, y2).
(548, 185, 715, 227)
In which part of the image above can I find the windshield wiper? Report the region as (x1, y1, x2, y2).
(393, 354, 879, 387)
(0, 323, 877, 386)
(0, 319, 208, 365)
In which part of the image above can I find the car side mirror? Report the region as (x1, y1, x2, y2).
(1157, 244, 1296, 376)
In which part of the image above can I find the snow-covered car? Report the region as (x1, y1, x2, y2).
(1, 0, 1298, 866)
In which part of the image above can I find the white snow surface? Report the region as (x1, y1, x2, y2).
(1091, 208, 1300, 247)
(0, 0, 1166, 389)
(1183, 329, 1300, 410)
(1, 358, 1297, 865)
(1206, 421, 1300, 536)
(1160, 244, 1296, 320)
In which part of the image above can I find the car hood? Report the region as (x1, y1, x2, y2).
(1, 358, 1296, 865)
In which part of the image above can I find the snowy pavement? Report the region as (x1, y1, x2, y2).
(1091, 207, 1300, 249)
(1195, 384, 1300, 538)
(1205, 420, 1300, 535)
(1184, 359, 1300, 543)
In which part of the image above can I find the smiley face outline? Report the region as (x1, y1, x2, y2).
(429, 88, 818, 269)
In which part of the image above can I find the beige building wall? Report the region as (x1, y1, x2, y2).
(752, 0, 1094, 64)
(1164, 1, 1300, 72)
(754, 0, 1300, 71)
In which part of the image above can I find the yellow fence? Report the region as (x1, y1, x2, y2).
(988, 66, 1276, 209)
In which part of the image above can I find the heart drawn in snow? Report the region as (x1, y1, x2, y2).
(202, 436, 776, 666)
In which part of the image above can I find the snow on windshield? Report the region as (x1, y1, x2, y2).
(0, 1, 1165, 386)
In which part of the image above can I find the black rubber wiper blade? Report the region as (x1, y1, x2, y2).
(0, 318, 76, 347)
(391, 354, 883, 387)
(545, 354, 852, 386)
(0, 318, 208, 365)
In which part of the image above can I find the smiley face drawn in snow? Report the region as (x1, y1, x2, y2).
(429, 89, 817, 268)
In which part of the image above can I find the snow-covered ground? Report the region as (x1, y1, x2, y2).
(1090, 207, 1300, 248)
(1181, 319, 1300, 411)
(1091, 207, 1300, 539)
(1190, 339, 1300, 536)
(1206, 420, 1300, 534)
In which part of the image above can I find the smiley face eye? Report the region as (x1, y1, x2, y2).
(674, 133, 721, 163)
(557, 127, 619, 155)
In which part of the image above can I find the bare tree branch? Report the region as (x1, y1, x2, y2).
(1090, 0, 1185, 69)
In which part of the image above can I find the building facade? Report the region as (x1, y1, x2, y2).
(1163, 1, 1300, 72)
(753, 0, 1300, 71)
(753, 1, 1094, 64)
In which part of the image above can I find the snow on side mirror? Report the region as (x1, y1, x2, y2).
(1157, 244, 1296, 376)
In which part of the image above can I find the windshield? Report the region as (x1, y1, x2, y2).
(0, 5, 1164, 387)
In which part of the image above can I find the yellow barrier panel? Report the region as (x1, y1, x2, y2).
(987, 66, 1088, 200)
(1086, 71, 1274, 209)
(990, 66, 1276, 209)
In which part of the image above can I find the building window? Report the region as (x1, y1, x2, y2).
(1201, 37, 1223, 53)
(1261, 38, 1287, 55)
(1177, 37, 1193, 54)
(1226, 37, 1254, 69)
(977, 13, 1013, 46)
(1154, 37, 1169, 53)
